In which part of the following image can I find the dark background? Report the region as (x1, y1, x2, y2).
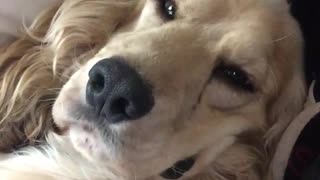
(290, 0, 320, 85)
(284, 1, 320, 179)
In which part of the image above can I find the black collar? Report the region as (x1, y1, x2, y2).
(160, 157, 195, 179)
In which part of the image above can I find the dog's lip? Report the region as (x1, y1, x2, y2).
(160, 156, 196, 179)
(52, 121, 70, 135)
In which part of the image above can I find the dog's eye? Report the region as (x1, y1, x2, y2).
(157, 0, 176, 20)
(212, 63, 256, 93)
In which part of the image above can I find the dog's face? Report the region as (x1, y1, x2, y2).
(52, 0, 304, 179)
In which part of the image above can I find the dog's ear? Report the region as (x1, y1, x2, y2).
(0, 5, 60, 152)
(263, 6, 306, 149)
(0, 0, 136, 152)
(264, 66, 306, 179)
(266, 0, 289, 7)
(44, 0, 136, 74)
(265, 68, 306, 147)
(264, 23, 306, 153)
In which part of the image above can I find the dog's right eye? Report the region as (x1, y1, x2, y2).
(212, 63, 256, 93)
(156, 0, 176, 20)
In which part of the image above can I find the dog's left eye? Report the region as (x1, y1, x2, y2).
(157, 0, 176, 20)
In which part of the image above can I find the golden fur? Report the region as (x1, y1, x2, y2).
(0, 0, 132, 151)
(0, 0, 306, 179)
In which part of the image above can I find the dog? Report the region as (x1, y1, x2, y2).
(0, 0, 306, 179)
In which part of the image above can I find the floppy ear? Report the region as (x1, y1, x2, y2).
(264, 66, 306, 180)
(263, 1, 306, 149)
(265, 67, 306, 148)
(0, 0, 136, 151)
(264, 21, 306, 153)
(266, 0, 289, 7)
(44, 0, 137, 73)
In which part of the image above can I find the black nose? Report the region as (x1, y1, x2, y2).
(86, 57, 154, 123)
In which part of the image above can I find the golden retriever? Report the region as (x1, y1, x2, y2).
(0, 0, 306, 179)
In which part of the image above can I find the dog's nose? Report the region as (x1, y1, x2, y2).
(86, 57, 154, 123)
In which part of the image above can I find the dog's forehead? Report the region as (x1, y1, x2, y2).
(175, 0, 277, 20)
(176, 0, 234, 21)
(135, 0, 283, 44)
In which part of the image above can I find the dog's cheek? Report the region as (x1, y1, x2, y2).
(69, 126, 109, 161)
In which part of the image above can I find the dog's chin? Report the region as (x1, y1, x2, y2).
(52, 112, 199, 178)
(68, 124, 109, 162)
(65, 122, 145, 178)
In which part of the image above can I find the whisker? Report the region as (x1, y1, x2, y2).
(171, 165, 184, 175)
(272, 34, 292, 43)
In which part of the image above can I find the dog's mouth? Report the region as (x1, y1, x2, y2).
(54, 120, 197, 179)
(160, 156, 196, 179)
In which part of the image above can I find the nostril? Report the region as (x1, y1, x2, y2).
(91, 73, 105, 94)
(109, 97, 130, 118)
(86, 58, 155, 123)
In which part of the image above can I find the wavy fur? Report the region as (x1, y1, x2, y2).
(0, 0, 135, 151)
(0, 0, 306, 179)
